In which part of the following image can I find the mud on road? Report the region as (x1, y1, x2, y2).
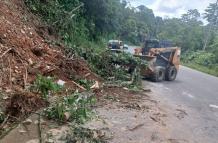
(93, 87, 193, 143)
(1, 86, 194, 143)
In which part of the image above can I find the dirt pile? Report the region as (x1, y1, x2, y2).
(5, 91, 48, 117)
(0, 0, 98, 93)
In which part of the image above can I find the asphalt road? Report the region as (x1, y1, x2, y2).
(143, 66, 218, 143)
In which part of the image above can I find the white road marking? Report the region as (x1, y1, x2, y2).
(164, 87, 170, 90)
(182, 91, 195, 99)
(209, 104, 218, 109)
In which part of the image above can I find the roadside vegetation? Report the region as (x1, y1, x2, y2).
(182, 51, 218, 76)
(24, 0, 148, 83)
(24, 0, 218, 77)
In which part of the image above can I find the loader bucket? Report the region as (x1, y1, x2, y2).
(134, 55, 156, 77)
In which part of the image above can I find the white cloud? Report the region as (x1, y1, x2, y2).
(132, 0, 217, 18)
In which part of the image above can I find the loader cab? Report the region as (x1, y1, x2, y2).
(142, 39, 173, 55)
(142, 39, 159, 55)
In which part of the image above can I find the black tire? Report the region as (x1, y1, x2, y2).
(128, 66, 135, 74)
(151, 67, 165, 82)
(165, 66, 177, 81)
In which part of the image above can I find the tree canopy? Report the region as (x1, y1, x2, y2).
(25, 0, 218, 75)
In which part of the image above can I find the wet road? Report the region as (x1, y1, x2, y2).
(143, 66, 218, 143)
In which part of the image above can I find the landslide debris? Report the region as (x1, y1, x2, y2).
(0, 0, 99, 94)
(0, 0, 100, 134)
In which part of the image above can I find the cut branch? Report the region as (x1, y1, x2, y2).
(0, 48, 12, 58)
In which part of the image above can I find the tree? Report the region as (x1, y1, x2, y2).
(182, 9, 201, 23)
(136, 5, 156, 37)
(203, 0, 218, 50)
(204, 0, 218, 26)
(81, 0, 121, 39)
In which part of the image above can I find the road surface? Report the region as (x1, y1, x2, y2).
(143, 66, 218, 143)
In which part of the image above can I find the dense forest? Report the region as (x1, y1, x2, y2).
(25, 0, 218, 76)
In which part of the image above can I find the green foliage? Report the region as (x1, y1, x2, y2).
(111, 52, 137, 65)
(24, 0, 158, 44)
(34, 75, 62, 99)
(43, 92, 96, 123)
(182, 50, 218, 77)
(204, 2, 218, 26)
(25, 0, 88, 44)
(181, 9, 201, 23)
(88, 50, 147, 83)
(162, 2, 218, 76)
(158, 17, 204, 52)
(183, 51, 216, 66)
(25, 0, 218, 77)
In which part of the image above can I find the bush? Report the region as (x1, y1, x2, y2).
(33, 75, 62, 99)
(182, 51, 218, 77)
(183, 51, 216, 66)
(43, 92, 96, 123)
(25, 0, 88, 44)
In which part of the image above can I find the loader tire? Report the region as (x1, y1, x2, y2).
(128, 66, 135, 74)
(165, 66, 177, 81)
(151, 67, 165, 82)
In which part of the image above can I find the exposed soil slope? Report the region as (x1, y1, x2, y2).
(0, 0, 98, 93)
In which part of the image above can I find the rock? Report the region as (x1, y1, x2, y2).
(57, 80, 65, 86)
(47, 129, 61, 136)
(93, 131, 99, 139)
(18, 129, 27, 134)
(142, 88, 151, 92)
(34, 119, 46, 125)
(2, 95, 9, 100)
(23, 119, 32, 125)
(5, 89, 12, 93)
(11, 77, 16, 82)
(123, 87, 129, 90)
(45, 139, 54, 143)
(26, 139, 39, 143)
(64, 112, 71, 121)
(46, 65, 51, 70)
(46, 127, 70, 142)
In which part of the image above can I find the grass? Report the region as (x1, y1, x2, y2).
(183, 62, 218, 77)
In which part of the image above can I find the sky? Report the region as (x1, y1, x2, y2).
(128, 0, 216, 18)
